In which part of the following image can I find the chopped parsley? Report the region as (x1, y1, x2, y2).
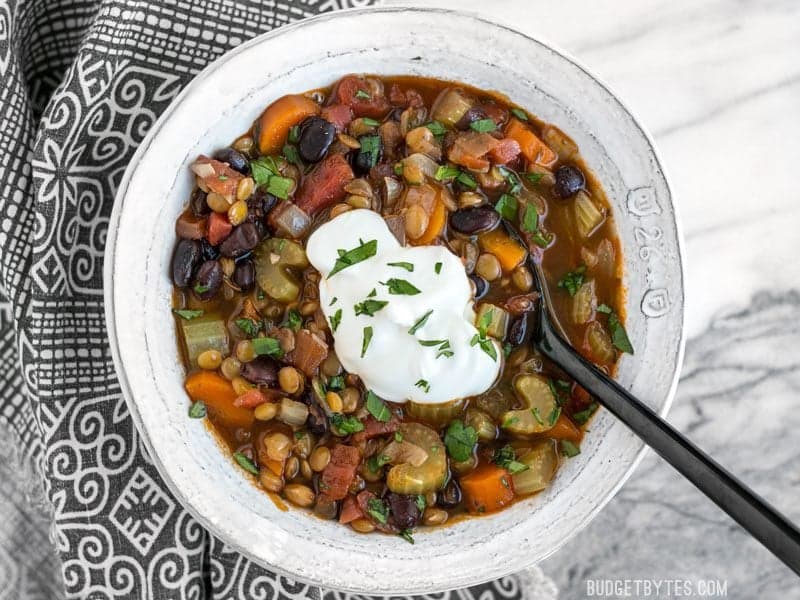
(573, 402, 599, 425)
(408, 309, 433, 334)
(597, 303, 613, 314)
(380, 278, 421, 295)
(387, 261, 414, 272)
(470, 118, 497, 133)
(435, 165, 460, 181)
(327, 375, 345, 391)
(367, 453, 391, 472)
(444, 420, 478, 462)
(425, 121, 447, 136)
(354, 299, 389, 317)
(548, 378, 572, 406)
(495, 194, 518, 221)
(188, 401, 207, 419)
(361, 325, 373, 357)
(329, 239, 378, 277)
(498, 166, 522, 195)
(399, 529, 415, 544)
(456, 171, 477, 190)
(531, 407, 545, 425)
(233, 452, 259, 475)
(282, 144, 302, 167)
(394, 431, 403, 442)
(557, 265, 587, 297)
(393, 162, 404, 175)
(522, 205, 539, 233)
(419, 339, 448, 347)
(608, 312, 634, 354)
(193, 283, 209, 295)
(362, 117, 380, 127)
(266, 175, 293, 200)
(235, 318, 262, 337)
(526, 172, 544, 185)
(367, 288, 377, 298)
(493, 446, 529, 474)
(330, 413, 364, 434)
(434, 262, 442, 274)
(173, 309, 204, 320)
(415, 495, 426, 512)
(283, 308, 302, 332)
(252, 337, 284, 358)
(250, 156, 294, 199)
(288, 125, 300, 143)
(366, 390, 391, 422)
(329, 308, 343, 332)
(415, 379, 430, 393)
(548, 405, 562, 426)
(358, 135, 382, 169)
(355, 89, 371, 100)
(470, 309, 498, 361)
(561, 440, 581, 458)
(329, 297, 338, 306)
(366, 498, 389, 524)
(511, 108, 528, 121)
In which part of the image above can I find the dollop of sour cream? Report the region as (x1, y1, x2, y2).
(306, 209, 501, 404)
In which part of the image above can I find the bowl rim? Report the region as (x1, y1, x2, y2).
(104, 5, 686, 593)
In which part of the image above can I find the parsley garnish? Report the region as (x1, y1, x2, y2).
(387, 261, 414, 272)
(362, 117, 380, 127)
(511, 108, 528, 121)
(408, 309, 433, 335)
(415, 379, 430, 393)
(434, 262, 442, 274)
(330, 308, 342, 332)
(252, 337, 284, 358)
(188, 401, 207, 419)
(361, 326, 373, 357)
(173, 309, 204, 320)
(470, 309, 498, 361)
(393, 162, 404, 175)
(470, 118, 497, 133)
(358, 135, 382, 169)
(456, 171, 477, 190)
(394, 431, 403, 442)
(330, 413, 364, 434)
(522, 205, 539, 233)
(608, 312, 634, 354)
(366, 390, 391, 422)
(367, 453, 391, 472)
(354, 299, 389, 317)
(367, 288, 377, 298)
(235, 318, 262, 337)
(444, 420, 478, 462)
(526, 172, 544, 185)
(561, 440, 581, 458)
(329, 297, 338, 306)
(366, 498, 389, 523)
(266, 175, 293, 200)
(329, 239, 378, 277)
(282, 144, 302, 167)
(250, 156, 294, 200)
(557, 265, 587, 297)
(573, 402, 599, 425)
(327, 375, 345, 391)
(193, 283, 209, 295)
(288, 125, 300, 143)
(283, 309, 302, 332)
(498, 166, 522, 195)
(415, 495, 426, 512)
(233, 452, 259, 475)
(532, 407, 545, 425)
(217, 174, 228, 181)
(381, 278, 421, 295)
(425, 121, 447, 136)
(435, 165, 460, 181)
(355, 89, 371, 100)
(419, 339, 447, 347)
(597, 303, 613, 314)
(399, 529, 415, 544)
(493, 446, 529, 474)
(495, 194, 518, 220)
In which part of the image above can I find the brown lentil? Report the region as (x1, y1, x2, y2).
(259, 470, 283, 493)
(325, 391, 343, 413)
(423, 507, 449, 526)
(284, 483, 315, 508)
(235, 339, 256, 363)
(197, 349, 222, 370)
(278, 366, 302, 394)
(309, 446, 331, 472)
(350, 518, 376, 534)
(227, 200, 248, 226)
(254, 402, 278, 421)
(475, 253, 502, 281)
(512, 265, 534, 292)
(220, 356, 241, 380)
(206, 191, 229, 213)
(263, 432, 292, 462)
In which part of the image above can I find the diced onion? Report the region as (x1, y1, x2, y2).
(573, 191, 605, 238)
(278, 397, 309, 426)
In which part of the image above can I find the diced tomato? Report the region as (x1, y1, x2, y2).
(352, 415, 400, 443)
(339, 495, 364, 524)
(332, 75, 391, 118)
(488, 138, 521, 164)
(191, 156, 242, 202)
(320, 445, 361, 500)
(233, 389, 267, 409)
(294, 153, 354, 216)
(321, 104, 353, 133)
(207, 212, 232, 245)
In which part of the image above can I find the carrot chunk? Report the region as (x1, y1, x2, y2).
(256, 94, 320, 155)
(548, 414, 581, 442)
(184, 371, 254, 429)
(505, 119, 557, 166)
(460, 463, 516, 514)
(478, 229, 527, 273)
(412, 197, 447, 245)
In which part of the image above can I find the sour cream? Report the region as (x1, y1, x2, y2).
(306, 209, 501, 404)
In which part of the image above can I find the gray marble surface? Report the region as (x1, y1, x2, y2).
(384, 1, 800, 597)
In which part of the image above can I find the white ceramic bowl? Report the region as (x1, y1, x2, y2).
(105, 7, 685, 594)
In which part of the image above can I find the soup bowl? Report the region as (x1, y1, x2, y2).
(105, 6, 685, 594)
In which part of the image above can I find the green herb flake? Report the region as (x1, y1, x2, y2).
(503, 343, 513, 358)
(548, 406, 562, 427)
(217, 174, 228, 181)
(252, 336, 284, 358)
(573, 402, 599, 425)
(456, 171, 477, 190)
(329, 297, 338, 306)
(354, 299, 389, 317)
(393, 162, 404, 175)
(233, 452, 259, 475)
(399, 529, 415, 544)
(415, 379, 430, 393)
(597, 303, 613, 314)
(283, 309, 302, 332)
(511, 108, 529, 121)
(561, 440, 581, 458)
(288, 125, 300, 144)
(362, 117, 380, 127)
(387, 261, 414, 272)
(235, 318, 261, 337)
(366, 390, 391, 422)
(330, 308, 343, 332)
(249, 156, 281, 187)
(266, 175, 294, 200)
(419, 339, 447, 347)
(329, 239, 378, 277)
(434, 262, 442, 274)
(435, 165, 461, 181)
(522, 205, 539, 233)
(282, 144, 302, 167)
(173, 309, 204, 320)
(444, 420, 478, 462)
(470, 118, 497, 133)
(361, 326, 374, 357)
(358, 135, 382, 169)
(495, 194, 518, 221)
(531, 231, 553, 248)
(193, 283, 210, 295)
(531, 407, 545, 425)
(381, 278, 421, 295)
(367, 288, 377, 298)
(492, 445, 529, 474)
(478, 309, 493, 336)
(608, 312, 634, 354)
(355, 89, 371, 100)
(366, 498, 389, 524)
(426, 121, 447, 136)
(394, 431, 403, 442)
(327, 375, 345, 391)
(188, 401, 207, 419)
(557, 265, 587, 297)
(498, 166, 522, 195)
(415, 495, 426, 512)
(408, 309, 433, 335)
(330, 413, 365, 434)
(367, 454, 391, 472)
(526, 172, 544, 185)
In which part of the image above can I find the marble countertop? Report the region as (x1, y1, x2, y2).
(386, 1, 800, 597)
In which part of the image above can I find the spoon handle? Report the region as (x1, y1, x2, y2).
(539, 324, 800, 576)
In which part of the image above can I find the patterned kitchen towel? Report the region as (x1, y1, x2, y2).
(0, 0, 559, 598)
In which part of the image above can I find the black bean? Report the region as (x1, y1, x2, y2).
(354, 134, 382, 174)
(302, 388, 329, 435)
(239, 356, 278, 386)
(449, 206, 500, 235)
(200, 238, 219, 261)
(553, 165, 585, 198)
(437, 479, 462, 509)
(470, 274, 488, 300)
(232, 259, 255, 291)
(246, 190, 277, 224)
(219, 222, 261, 258)
(297, 116, 336, 163)
(455, 106, 486, 130)
(213, 147, 250, 174)
(189, 187, 210, 217)
(171, 239, 201, 288)
(385, 493, 421, 529)
(508, 315, 528, 346)
(192, 260, 222, 300)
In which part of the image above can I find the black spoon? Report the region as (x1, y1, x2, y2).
(517, 234, 800, 576)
